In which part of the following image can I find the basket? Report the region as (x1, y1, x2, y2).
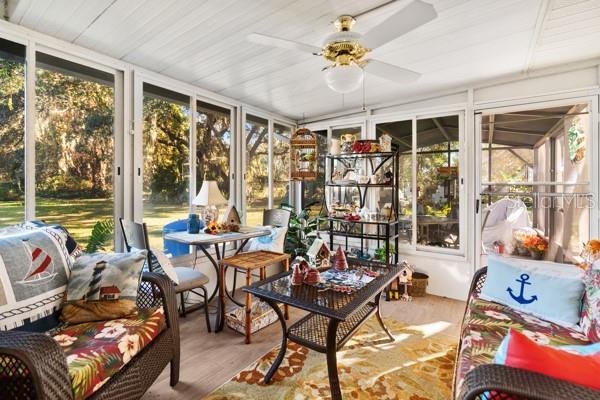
(407, 272, 429, 297)
(225, 301, 280, 335)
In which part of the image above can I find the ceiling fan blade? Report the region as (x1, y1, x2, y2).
(365, 59, 420, 84)
(361, 0, 437, 49)
(247, 33, 321, 55)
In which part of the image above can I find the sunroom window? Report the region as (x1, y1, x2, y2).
(196, 100, 232, 200)
(375, 114, 463, 254)
(142, 83, 191, 248)
(35, 52, 115, 247)
(0, 38, 25, 227)
(480, 103, 591, 264)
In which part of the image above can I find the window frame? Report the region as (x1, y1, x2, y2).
(272, 120, 295, 209)
(369, 110, 467, 258)
(194, 95, 237, 209)
(474, 96, 599, 268)
(133, 72, 194, 223)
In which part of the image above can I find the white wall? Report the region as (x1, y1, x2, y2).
(302, 64, 600, 301)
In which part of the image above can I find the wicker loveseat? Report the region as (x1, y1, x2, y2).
(454, 267, 600, 400)
(0, 272, 179, 400)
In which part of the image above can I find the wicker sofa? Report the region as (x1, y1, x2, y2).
(0, 272, 179, 400)
(454, 267, 600, 400)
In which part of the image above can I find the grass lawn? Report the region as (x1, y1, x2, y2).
(0, 198, 267, 250)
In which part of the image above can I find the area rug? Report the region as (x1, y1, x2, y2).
(204, 317, 457, 400)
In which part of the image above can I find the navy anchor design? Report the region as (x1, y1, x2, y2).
(507, 273, 538, 305)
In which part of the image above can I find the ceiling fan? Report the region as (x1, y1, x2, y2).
(247, 0, 437, 94)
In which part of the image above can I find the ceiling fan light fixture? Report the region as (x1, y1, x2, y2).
(325, 63, 364, 94)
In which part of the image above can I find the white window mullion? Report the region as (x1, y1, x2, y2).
(113, 70, 125, 250)
(411, 118, 417, 248)
(132, 72, 144, 223)
(268, 119, 274, 209)
(189, 96, 198, 211)
(24, 41, 36, 221)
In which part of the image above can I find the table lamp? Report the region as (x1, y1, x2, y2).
(193, 180, 228, 224)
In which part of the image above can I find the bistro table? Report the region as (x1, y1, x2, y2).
(164, 226, 270, 330)
(244, 261, 402, 400)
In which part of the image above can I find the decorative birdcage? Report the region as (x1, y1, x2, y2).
(290, 128, 318, 181)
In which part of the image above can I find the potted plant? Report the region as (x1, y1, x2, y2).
(375, 243, 396, 264)
(522, 236, 548, 260)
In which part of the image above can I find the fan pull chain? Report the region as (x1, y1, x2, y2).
(362, 69, 366, 111)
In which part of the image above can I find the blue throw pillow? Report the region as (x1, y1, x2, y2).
(481, 256, 585, 328)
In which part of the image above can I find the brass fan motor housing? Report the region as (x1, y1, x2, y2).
(322, 15, 370, 67)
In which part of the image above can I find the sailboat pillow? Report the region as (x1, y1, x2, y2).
(246, 226, 288, 253)
(0, 227, 72, 331)
(481, 256, 585, 328)
(61, 251, 147, 323)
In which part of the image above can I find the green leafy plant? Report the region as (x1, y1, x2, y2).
(86, 218, 114, 253)
(375, 243, 396, 263)
(280, 201, 323, 257)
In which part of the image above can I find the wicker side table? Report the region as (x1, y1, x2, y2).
(219, 250, 290, 343)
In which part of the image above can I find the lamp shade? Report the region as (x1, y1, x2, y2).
(325, 63, 364, 94)
(193, 180, 228, 206)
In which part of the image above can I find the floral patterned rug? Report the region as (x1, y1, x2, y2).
(204, 317, 457, 400)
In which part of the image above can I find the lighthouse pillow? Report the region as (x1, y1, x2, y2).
(481, 256, 585, 329)
(61, 251, 147, 323)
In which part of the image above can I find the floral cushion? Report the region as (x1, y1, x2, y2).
(455, 296, 589, 397)
(52, 307, 166, 400)
(581, 262, 600, 342)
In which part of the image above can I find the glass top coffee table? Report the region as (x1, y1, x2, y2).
(244, 261, 403, 400)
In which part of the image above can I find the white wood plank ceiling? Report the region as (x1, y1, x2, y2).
(6, 0, 600, 120)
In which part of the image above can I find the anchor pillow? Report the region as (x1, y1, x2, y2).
(481, 256, 585, 329)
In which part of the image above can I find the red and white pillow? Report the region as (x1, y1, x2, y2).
(494, 328, 600, 390)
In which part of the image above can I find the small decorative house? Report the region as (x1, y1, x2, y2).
(99, 285, 121, 301)
(398, 261, 414, 284)
(398, 261, 415, 302)
(290, 128, 318, 181)
(306, 238, 331, 269)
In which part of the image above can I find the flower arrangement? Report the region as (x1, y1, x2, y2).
(579, 239, 600, 269)
(521, 236, 548, 260)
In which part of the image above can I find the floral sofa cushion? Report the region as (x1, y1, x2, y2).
(455, 296, 589, 397)
(52, 307, 166, 400)
(581, 262, 600, 342)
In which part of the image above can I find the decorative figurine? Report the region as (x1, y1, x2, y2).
(221, 205, 241, 226)
(291, 256, 309, 285)
(379, 133, 392, 152)
(304, 267, 321, 285)
(399, 261, 414, 302)
(306, 238, 331, 269)
(334, 246, 348, 272)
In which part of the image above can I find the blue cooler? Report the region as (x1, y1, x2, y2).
(163, 219, 204, 257)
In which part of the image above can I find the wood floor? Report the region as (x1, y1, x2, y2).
(143, 294, 466, 399)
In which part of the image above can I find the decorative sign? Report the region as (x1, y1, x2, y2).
(437, 166, 458, 177)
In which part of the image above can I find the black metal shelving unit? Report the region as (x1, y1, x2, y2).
(319, 149, 400, 266)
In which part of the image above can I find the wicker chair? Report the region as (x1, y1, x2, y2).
(0, 272, 180, 400)
(456, 267, 600, 400)
(119, 218, 211, 332)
